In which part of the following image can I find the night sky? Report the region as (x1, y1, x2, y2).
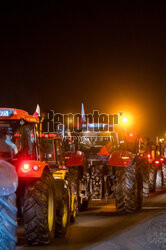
(0, 2, 165, 138)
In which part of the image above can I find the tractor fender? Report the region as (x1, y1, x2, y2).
(108, 150, 134, 167)
(0, 160, 18, 196)
(17, 160, 47, 178)
(65, 151, 85, 167)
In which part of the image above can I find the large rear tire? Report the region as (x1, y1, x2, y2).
(141, 161, 150, 198)
(156, 169, 163, 189)
(114, 163, 143, 214)
(149, 164, 156, 192)
(162, 163, 166, 187)
(23, 170, 55, 245)
(0, 193, 17, 250)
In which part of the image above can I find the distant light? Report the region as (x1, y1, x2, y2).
(129, 133, 133, 137)
(147, 154, 151, 158)
(155, 160, 160, 165)
(122, 117, 128, 123)
(160, 158, 164, 162)
(121, 156, 129, 159)
(69, 119, 73, 123)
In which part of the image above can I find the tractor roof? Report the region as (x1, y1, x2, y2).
(0, 108, 39, 123)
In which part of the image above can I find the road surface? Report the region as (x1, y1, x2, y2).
(16, 190, 166, 250)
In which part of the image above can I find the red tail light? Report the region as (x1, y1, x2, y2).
(17, 160, 44, 178)
(155, 160, 160, 165)
(21, 163, 31, 173)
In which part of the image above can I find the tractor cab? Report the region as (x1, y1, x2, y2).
(40, 133, 65, 169)
(0, 108, 39, 160)
(0, 108, 47, 177)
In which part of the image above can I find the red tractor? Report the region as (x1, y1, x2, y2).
(0, 108, 69, 247)
(106, 131, 149, 213)
(77, 128, 148, 214)
(147, 139, 166, 192)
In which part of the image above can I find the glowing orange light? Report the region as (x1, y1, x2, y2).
(118, 112, 134, 128)
(122, 117, 128, 123)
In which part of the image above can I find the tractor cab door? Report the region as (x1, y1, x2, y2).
(40, 138, 56, 164)
(54, 140, 65, 168)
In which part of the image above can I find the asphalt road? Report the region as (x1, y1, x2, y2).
(16, 190, 166, 250)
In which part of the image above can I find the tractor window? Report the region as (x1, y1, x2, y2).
(40, 139, 55, 161)
(11, 124, 38, 160)
(0, 123, 38, 160)
(55, 140, 64, 166)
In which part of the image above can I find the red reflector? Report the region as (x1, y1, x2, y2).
(155, 160, 160, 165)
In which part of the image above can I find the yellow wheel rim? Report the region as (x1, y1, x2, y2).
(62, 204, 68, 228)
(48, 188, 54, 232)
(73, 200, 77, 218)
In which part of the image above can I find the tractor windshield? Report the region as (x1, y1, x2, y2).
(0, 122, 38, 161)
(40, 138, 55, 161)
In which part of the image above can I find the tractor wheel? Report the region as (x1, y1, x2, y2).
(141, 161, 149, 198)
(156, 169, 163, 189)
(149, 164, 156, 192)
(162, 164, 166, 187)
(114, 163, 143, 214)
(0, 193, 17, 250)
(70, 197, 77, 223)
(54, 186, 70, 238)
(23, 169, 55, 245)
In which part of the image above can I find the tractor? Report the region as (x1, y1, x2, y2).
(0, 108, 70, 247)
(40, 132, 77, 226)
(77, 125, 149, 214)
(148, 138, 166, 192)
(40, 132, 89, 212)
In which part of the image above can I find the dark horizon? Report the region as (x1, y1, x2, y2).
(0, 2, 165, 138)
